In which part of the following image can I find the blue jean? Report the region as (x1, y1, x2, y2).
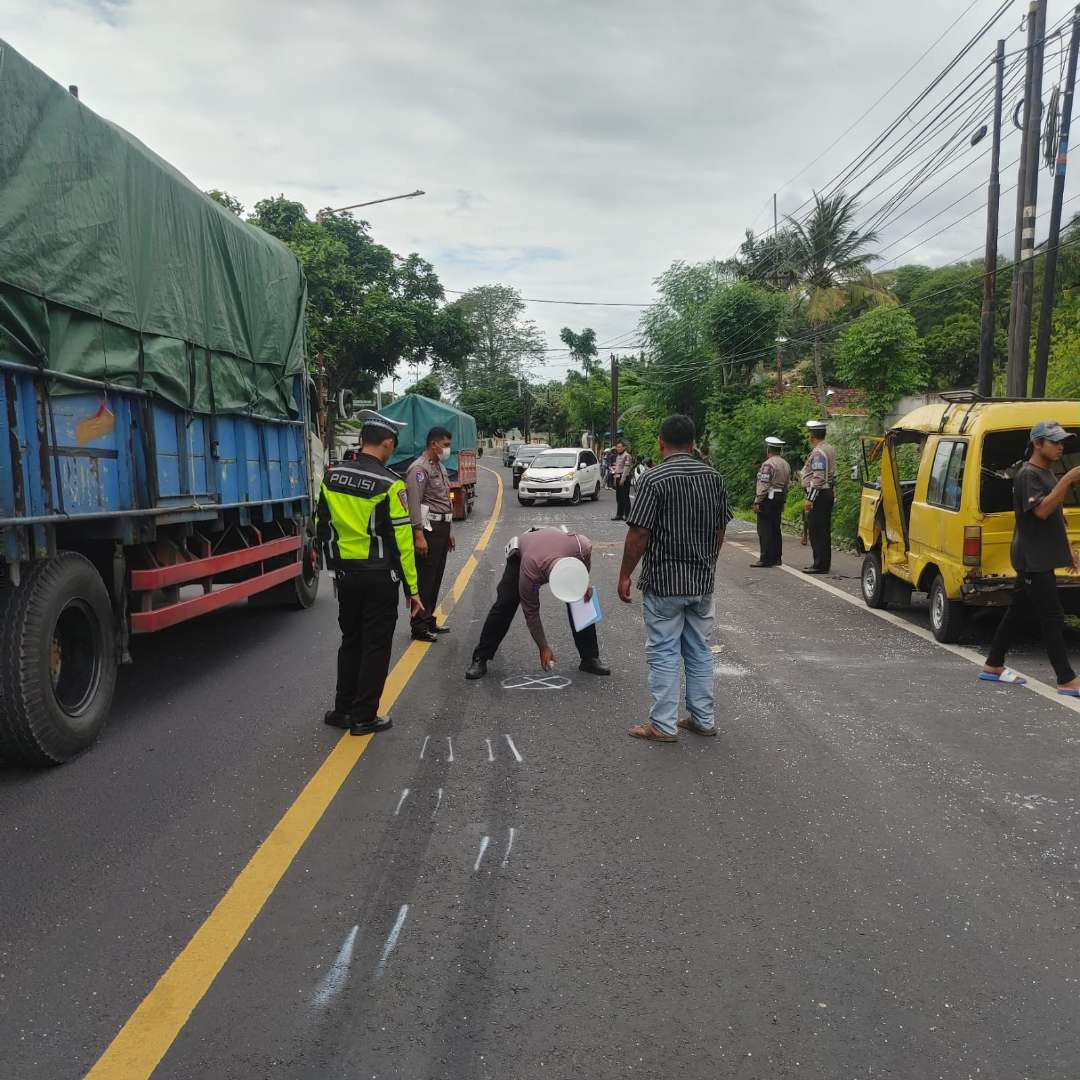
(642, 591, 715, 735)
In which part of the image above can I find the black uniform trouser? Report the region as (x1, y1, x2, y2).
(756, 495, 786, 565)
(807, 488, 834, 570)
(334, 570, 400, 721)
(986, 570, 1076, 684)
(473, 552, 599, 662)
(614, 478, 632, 519)
(411, 521, 451, 635)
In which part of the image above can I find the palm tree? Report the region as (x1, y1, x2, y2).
(787, 191, 887, 403)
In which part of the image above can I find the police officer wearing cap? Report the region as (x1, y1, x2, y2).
(405, 425, 456, 642)
(751, 436, 791, 568)
(316, 410, 423, 736)
(801, 420, 837, 574)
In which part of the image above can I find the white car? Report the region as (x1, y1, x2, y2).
(517, 448, 602, 506)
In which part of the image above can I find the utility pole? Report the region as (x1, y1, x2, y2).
(1034, 5, 1080, 397)
(774, 193, 785, 393)
(978, 40, 1006, 397)
(1007, 0, 1048, 396)
(609, 354, 620, 453)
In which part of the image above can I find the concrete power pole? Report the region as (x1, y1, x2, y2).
(609, 354, 620, 451)
(1007, 0, 1048, 397)
(1033, 5, 1080, 397)
(774, 193, 785, 393)
(978, 40, 1006, 398)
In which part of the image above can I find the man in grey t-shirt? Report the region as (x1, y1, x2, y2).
(982, 421, 1080, 694)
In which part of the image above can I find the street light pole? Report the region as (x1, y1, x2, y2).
(978, 39, 1006, 398)
(320, 190, 426, 216)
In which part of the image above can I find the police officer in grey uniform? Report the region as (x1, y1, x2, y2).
(405, 425, 456, 642)
(800, 420, 837, 574)
(751, 436, 791, 567)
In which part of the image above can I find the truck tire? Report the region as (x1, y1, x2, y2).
(0, 553, 118, 765)
(928, 573, 965, 643)
(861, 551, 887, 609)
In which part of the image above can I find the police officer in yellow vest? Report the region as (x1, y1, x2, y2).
(317, 410, 423, 736)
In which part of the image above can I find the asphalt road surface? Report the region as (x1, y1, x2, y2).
(3, 466, 1080, 1079)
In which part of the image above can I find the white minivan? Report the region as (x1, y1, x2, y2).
(518, 448, 602, 506)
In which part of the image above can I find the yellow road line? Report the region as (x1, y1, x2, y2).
(85, 466, 505, 1080)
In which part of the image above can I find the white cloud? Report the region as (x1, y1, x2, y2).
(4, 0, 1073, 383)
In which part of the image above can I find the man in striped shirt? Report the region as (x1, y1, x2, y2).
(618, 414, 732, 742)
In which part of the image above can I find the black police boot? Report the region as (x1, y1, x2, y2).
(465, 657, 488, 680)
(324, 709, 350, 729)
(349, 715, 393, 736)
(579, 657, 611, 676)
(412, 629, 439, 643)
(432, 625, 451, 634)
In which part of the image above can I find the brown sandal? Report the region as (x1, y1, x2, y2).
(628, 723, 677, 742)
(677, 719, 717, 737)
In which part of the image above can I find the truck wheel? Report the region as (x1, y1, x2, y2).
(861, 551, 887, 609)
(0, 553, 118, 765)
(291, 540, 321, 609)
(929, 573, 965, 643)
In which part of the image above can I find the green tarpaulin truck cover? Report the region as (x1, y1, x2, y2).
(382, 395, 478, 475)
(0, 41, 307, 418)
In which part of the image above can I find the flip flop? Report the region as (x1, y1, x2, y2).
(978, 668, 1026, 685)
(1058, 688, 1080, 698)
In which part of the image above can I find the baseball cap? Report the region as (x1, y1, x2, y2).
(1030, 420, 1075, 443)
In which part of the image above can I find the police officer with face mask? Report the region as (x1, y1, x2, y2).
(405, 425, 456, 642)
(316, 410, 423, 736)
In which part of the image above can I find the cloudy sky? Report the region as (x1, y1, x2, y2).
(4, 0, 1075, 383)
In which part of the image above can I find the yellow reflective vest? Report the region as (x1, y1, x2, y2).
(315, 453, 419, 596)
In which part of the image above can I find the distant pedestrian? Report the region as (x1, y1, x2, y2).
(611, 439, 633, 521)
(618, 415, 732, 742)
(316, 410, 423, 736)
(465, 527, 611, 681)
(800, 420, 836, 574)
(751, 436, 791, 568)
(981, 421, 1080, 695)
(405, 425, 456, 643)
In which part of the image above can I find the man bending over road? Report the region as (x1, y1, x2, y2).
(466, 527, 611, 680)
(618, 414, 732, 742)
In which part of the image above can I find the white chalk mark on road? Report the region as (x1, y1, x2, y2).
(312, 924, 358, 1007)
(376, 905, 409, 978)
(419, 735, 430, 760)
(501, 827, 516, 868)
(447, 736, 454, 763)
(504, 734, 523, 762)
(485, 738, 494, 762)
(433, 787, 444, 818)
(394, 788, 411, 816)
(474, 835, 491, 872)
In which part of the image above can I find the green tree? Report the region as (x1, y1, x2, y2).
(834, 307, 927, 426)
(787, 191, 885, 402)
(705, 281, 783, 387)
(922, 313, 980, 389)
(206, 189, 244, 216)
(1046, 293, 1080, 397)
(530, 380, 570, 442)
(403, 372, 443, 400)
(444, 285, 545, 398)
(639, 259, 732, 422)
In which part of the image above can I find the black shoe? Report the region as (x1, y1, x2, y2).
(350, 714, 392, 736)
(465, 657, 488, 680)
(324, 709, 350, 729)
(432, 625, 451, 635)
(579, 657, 611, 676)
(802, 567, 828, 575)
(412, 630, 439, 643)
(749, 560, 774, 568)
